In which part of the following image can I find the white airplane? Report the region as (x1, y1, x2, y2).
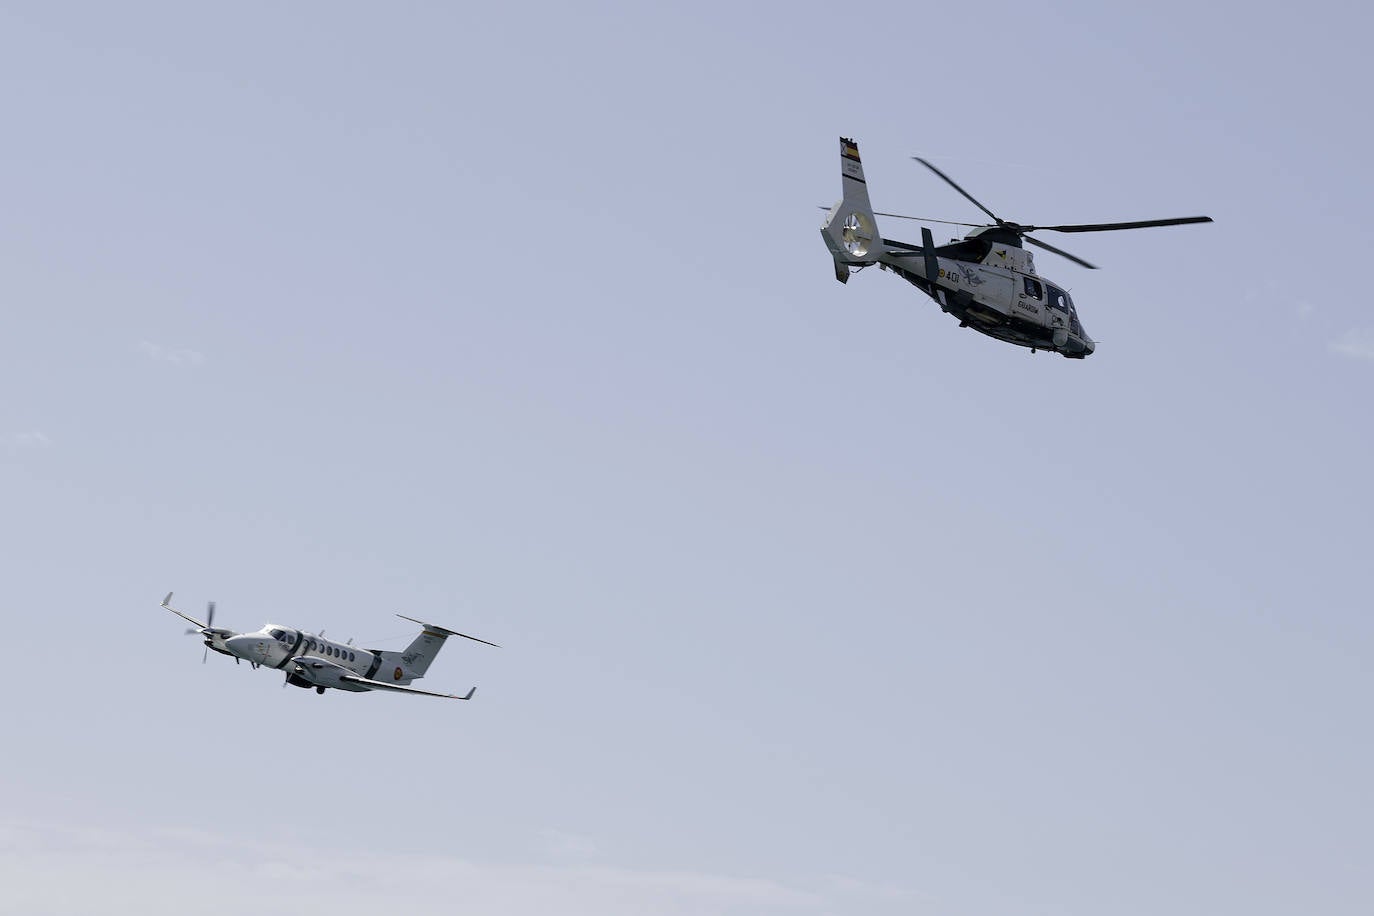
(161, 592, 499, 699)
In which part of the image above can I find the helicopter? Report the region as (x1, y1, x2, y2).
(820, 138, 1212, 358)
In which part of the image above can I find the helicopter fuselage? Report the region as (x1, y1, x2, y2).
(877, 229, 1095, 358)
(821, 137, 1208, 358)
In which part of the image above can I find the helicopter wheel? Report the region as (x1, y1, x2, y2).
(316, 686, 326, 695)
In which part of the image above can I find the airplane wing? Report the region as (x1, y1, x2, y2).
(161, 592, 236, 638)
(339, 674, 477, 700)
(161, 592, 209, 630)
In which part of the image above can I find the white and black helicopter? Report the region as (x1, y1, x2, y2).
(161, 592, 498, 699)
(820, 138, 1212, 358)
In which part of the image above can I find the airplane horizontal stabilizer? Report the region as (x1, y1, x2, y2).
(395, 614, 501, 648)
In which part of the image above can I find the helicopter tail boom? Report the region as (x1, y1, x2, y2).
(821, 137, 885, 278)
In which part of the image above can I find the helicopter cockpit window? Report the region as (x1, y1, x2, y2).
(1023, 278, 1043, 300)
(1046, 286, 1070, 312)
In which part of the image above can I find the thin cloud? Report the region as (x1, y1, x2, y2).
(539, 827, 599, 860)
(1330, 328, 1374, 361)
(14, 431, 51, 448)
(0, 817, 831, 916)
(139, 340, 205, 366)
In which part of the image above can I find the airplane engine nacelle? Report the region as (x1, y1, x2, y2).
(290, 657, 351, 688)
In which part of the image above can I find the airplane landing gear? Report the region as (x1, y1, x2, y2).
(316, 686, 326, 695)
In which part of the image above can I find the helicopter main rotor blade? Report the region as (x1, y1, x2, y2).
(911, 158, 1003, 225)
(1028, 216, 1214, 233)
(815, 206, 974, 228)
(873, 211, 978, 227)
(1024, 235, 1098, 270)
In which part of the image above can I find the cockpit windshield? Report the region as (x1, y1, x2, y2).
(1045, 286, 1071, 312)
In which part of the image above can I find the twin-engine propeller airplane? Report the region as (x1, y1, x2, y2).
(161, 592, 499, 699)
(820, 137, 1212, 358)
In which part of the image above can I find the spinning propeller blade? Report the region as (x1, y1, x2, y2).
(202, 601, 215, 663)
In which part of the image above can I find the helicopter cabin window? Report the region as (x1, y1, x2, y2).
(1022, 278, 1043, 300)
(1046, 286, 1070, 312)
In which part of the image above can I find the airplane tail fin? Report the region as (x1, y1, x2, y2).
(821, 137, 885, 281)
(390, 615, 500, 680)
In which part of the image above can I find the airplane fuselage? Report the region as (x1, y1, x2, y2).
(221, 625, 399, 691)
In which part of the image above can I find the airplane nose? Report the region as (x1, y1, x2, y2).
(224, 635, 261, 659)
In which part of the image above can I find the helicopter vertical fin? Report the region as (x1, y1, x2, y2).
(821, 137, 885, 273)
(920, 226, 951, 311)
(921, 226, 939, 287)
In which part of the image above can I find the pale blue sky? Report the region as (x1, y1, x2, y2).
(2, 2, 1371, 914)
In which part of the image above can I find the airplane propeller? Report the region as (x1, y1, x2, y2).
(175, 599, 222, 663)
(184, 600, 215, 635)
(193, 602, 216, 662)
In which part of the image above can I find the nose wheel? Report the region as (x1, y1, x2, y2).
(315, 686, 326, 695)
